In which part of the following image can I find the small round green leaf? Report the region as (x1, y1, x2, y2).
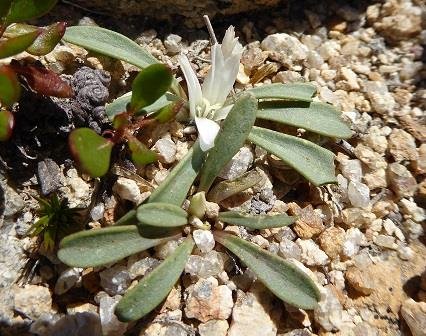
(128, 138, 157, 166)
(137, 203, 188, 228)
(0, 109, 14, 141)
(0, 65, 20, 106)
(69, 128, 113, 178)
(130, 64, 173, 112)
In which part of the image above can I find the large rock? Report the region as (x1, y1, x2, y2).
(72, 0, 280, 27)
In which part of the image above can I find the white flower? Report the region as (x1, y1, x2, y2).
(178, 26, 243, 151)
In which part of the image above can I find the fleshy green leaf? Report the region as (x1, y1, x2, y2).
(63, 26, 158, 68)
(0, 65, 20, 106)
(3, 23, 37, 37)
(152, 100, 184, 123)
(69, 128, 113, 178)
(218, 211, 295, 229)
(245, 83, 316, 102)
(257, 101, 352, 138)
(137, 203, 187, 228)
(26, 21, 66, 56)
(128, 138, 157, 166)
(58, 225, 177, 267)
(214, 232, 320, 309)
(0, 30, 40, 59)
(129, 64, 173, 113)
(115, 236, 194, 322)
(248, 126, 336, 186)
(106, 92, 177, 120)
(148, 141, 205, 206)
(0, 109, 14, 141)
(4, 0, 57, 25)
(207, 170, 263, 203)
(199, 94, 257, 192)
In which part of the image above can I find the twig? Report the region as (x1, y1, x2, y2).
(61, 0, 109, 16)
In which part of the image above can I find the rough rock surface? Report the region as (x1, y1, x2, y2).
(70, 0, 281, 27)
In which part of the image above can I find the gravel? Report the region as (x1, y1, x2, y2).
(1, 0, 425, 335)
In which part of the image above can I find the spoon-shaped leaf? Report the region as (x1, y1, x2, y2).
(0, 65, 21, 106)
(214, 231, 320, 309)
(69, 128, 113, 178)
(0, 30, 40, 59)
(0, 109, 14, 141)
(128, 138, 157, 166)
(148, 141, 205, 206)
(207, 170, 263, 203)
(257, 101, 352, 138)
(63, 26, 158, 69)
(246, 83, 316, 102)
(137, 203, 187, 228)
(248, 126, 336, 186)
(199, 93, 257, 192)
(218, 211, 295, 229)
(26, 21, 66, 56)
(129, 64, 173, 113)
(4, 0, 57, 25)
(115, 236, 194, 322)
(58, 225, 177, 267)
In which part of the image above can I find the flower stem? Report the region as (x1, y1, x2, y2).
(203, 15, 217, 45)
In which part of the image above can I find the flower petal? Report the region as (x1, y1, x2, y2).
(201, 44, 224, 106)
(213, 105, 233, 121)
(195, 116, 220, 151)
(221, 26, 243, 59)
(178, 54, 202, 119)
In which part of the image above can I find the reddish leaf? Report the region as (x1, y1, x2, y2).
(27, 22, 66, 56)
(0, 64, 21, 106)
(0, 30, 40, 59)
(112, 113, 130, 130)
(0, 109, 14, 141)
(11, 61, 74, 98)
(128, 138, 157, 166)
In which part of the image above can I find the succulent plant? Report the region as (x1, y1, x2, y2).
(0, 0, 73, 141)
(57, 22, 351, 322)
